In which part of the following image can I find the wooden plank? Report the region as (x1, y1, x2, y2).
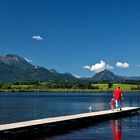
(0, 107, 139, 132)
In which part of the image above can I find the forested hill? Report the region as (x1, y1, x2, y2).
(0, 54, 78, 83)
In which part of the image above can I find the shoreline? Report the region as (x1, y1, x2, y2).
(0, 89, 140, 93)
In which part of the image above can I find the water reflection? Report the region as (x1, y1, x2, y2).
(110, 119, 122, 140)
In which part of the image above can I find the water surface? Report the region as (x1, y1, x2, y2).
(0, 92, 140, 140)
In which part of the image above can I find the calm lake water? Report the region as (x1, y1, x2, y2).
(0, 92, 140, 140)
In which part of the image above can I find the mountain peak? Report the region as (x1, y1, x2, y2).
(100, 69, 113, 74)
(92, 69, 120, 81)
(1, 54, 24, 61)
(6, 54, 20, 58)
(0, 54, 34, 70)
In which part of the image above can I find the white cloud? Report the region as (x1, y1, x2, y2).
(32, 35, 43, 41)
(83, 60, 113, 73)
(116, 62, 130, 68)
(83, 66, 91, 70)
(90, 60, 106, 73)
(25, 58, 32, 63)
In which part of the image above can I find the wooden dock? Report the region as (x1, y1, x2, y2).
(0, 107, 140, 139)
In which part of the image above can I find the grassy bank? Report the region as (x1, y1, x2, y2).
(92, 83, 136, 91)
(0, 83, 140, 93)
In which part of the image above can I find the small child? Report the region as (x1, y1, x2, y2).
(109, 98, 115, 111)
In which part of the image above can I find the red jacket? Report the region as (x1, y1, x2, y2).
(113, 88, 123, 100)
(110, 100, 115, 106)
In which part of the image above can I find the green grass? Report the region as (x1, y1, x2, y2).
(11, 85, 34, 88)
(92, 83, 137, 91)
(0, 83, 139, 93)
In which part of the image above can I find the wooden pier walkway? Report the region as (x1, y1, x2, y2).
(0, 107, 140, 139)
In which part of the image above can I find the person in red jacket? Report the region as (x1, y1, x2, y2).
(113, 87, 123, 111)
(109, 98, 115, 111)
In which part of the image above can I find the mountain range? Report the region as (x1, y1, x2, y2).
(0, 54, 140, 84)
(0, 54, 78, 83)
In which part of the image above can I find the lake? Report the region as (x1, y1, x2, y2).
(0, 92, 140, 140)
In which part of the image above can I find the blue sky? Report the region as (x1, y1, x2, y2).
(0, 0, 140, 77)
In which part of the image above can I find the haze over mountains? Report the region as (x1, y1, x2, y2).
(0, 54, 140, 84)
